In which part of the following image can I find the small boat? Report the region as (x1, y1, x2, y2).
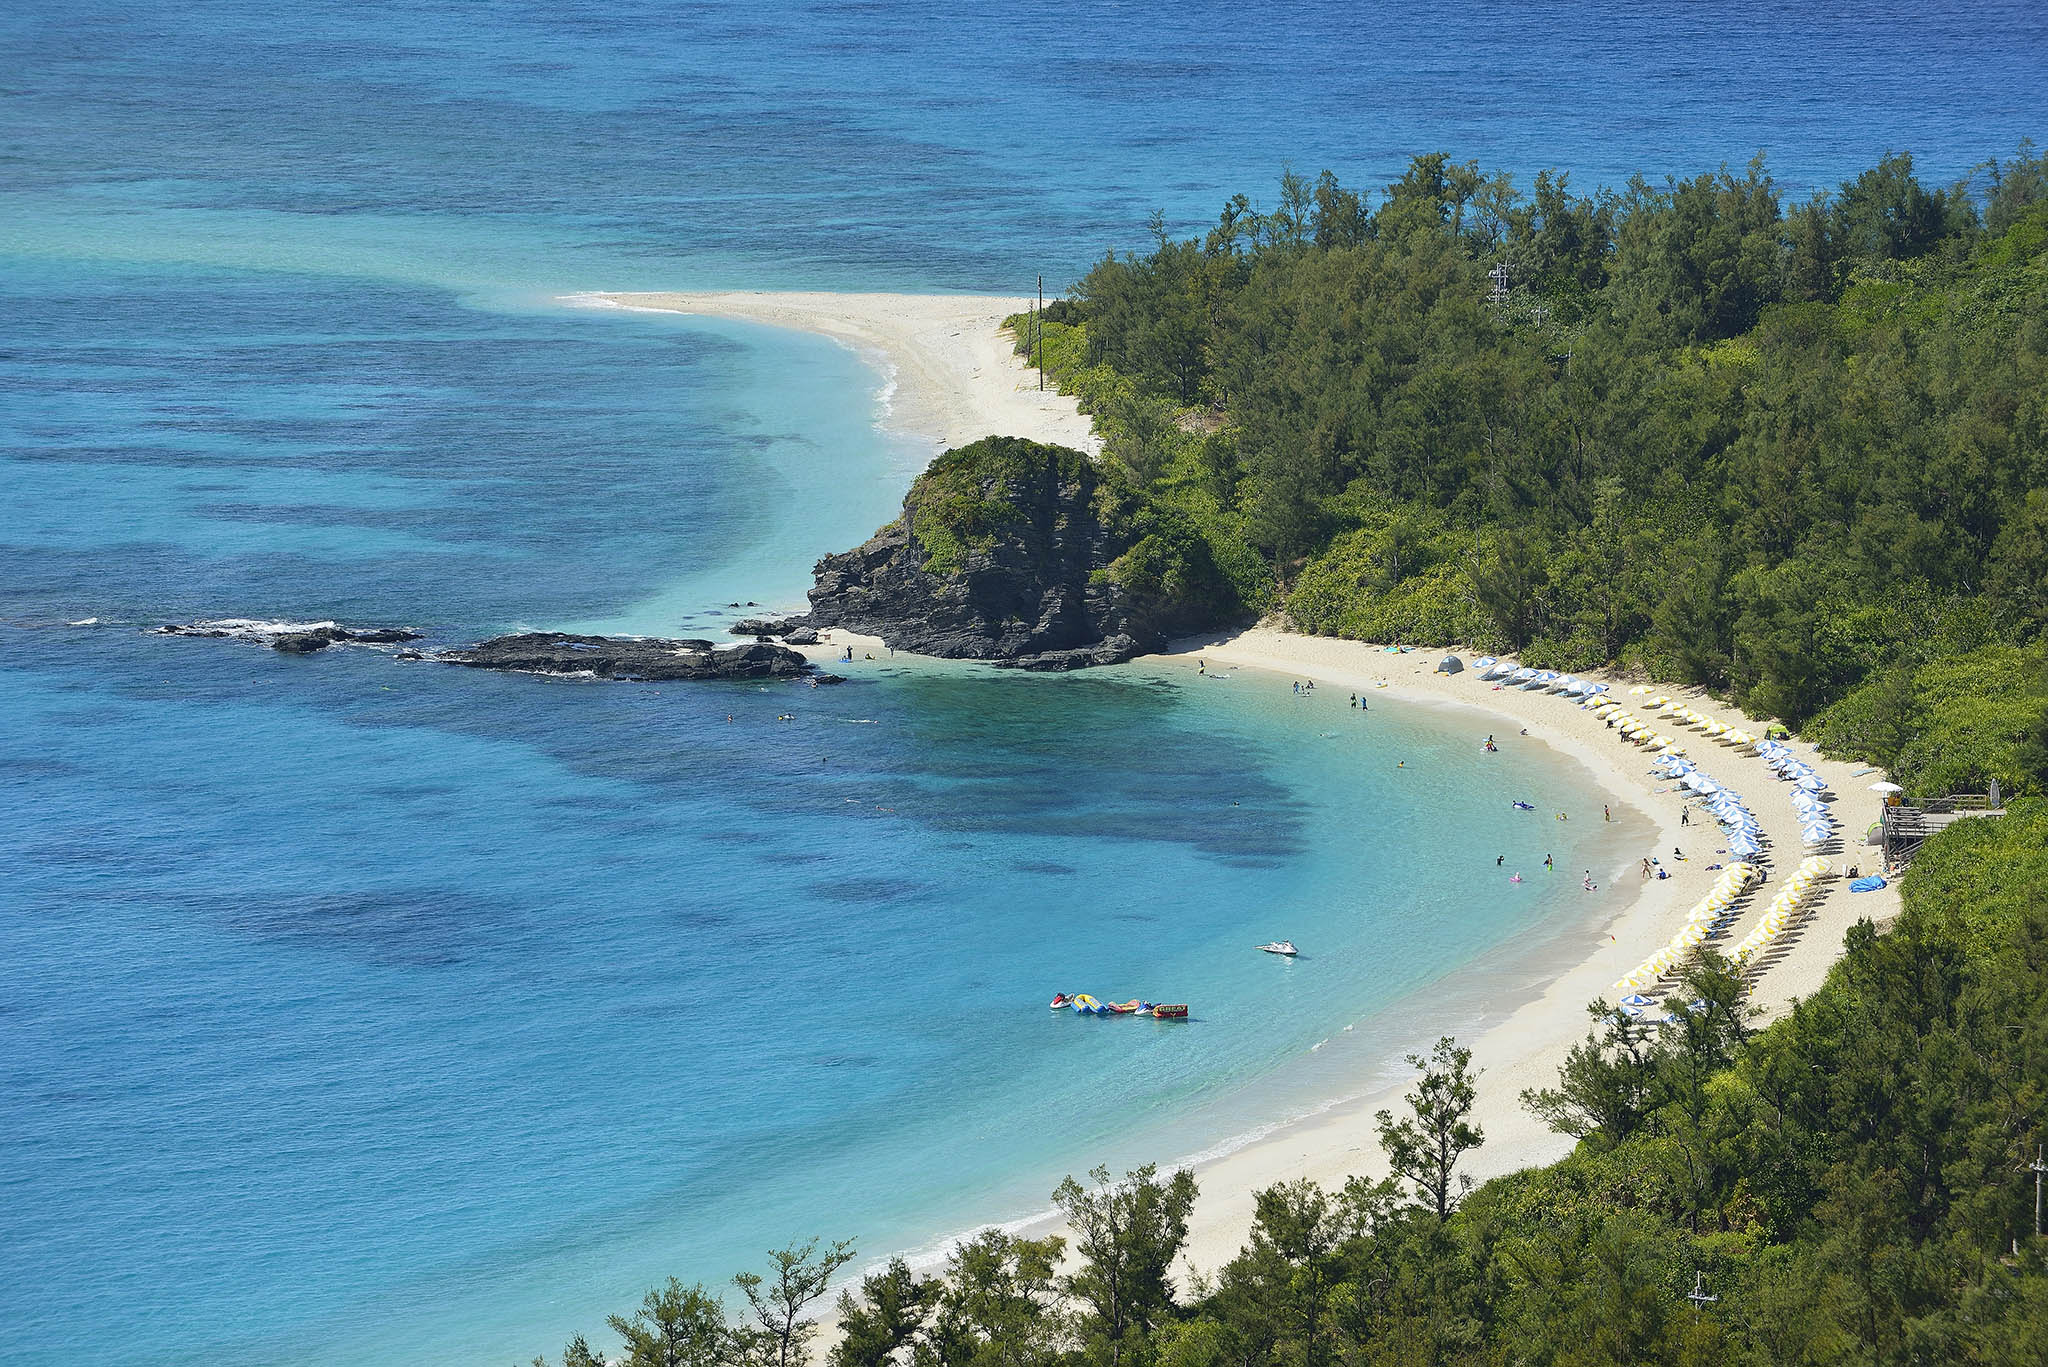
(1150, 1003, 1189, 1019)
(1258, 940, 1298, 957)
(1070, 993, 1105, 1015)
(1050, 993, 1072, 1010)
(1106, 999, 1142, 1014)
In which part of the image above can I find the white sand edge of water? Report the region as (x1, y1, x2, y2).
(578, 288, 1897, 1295)
(578, 291, 1100, 459)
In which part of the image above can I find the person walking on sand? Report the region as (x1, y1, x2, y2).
(1681, 808, 1690, 826)
(1604, 804, 1610, 822)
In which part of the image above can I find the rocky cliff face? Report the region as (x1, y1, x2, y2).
(805, 436, 1232, 670)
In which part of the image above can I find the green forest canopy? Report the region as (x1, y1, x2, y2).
(1008, 148, 2048, 796)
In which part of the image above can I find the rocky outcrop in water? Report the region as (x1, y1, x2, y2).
(729, 616, 805, 637)
(437, 632, 825, 682)
(156, 621, 423, 652)
(803, 436, 1236, 669)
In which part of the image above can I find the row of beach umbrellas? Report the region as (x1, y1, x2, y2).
(1613, 861, 1762, 995)
(1473, 659, 1850, 994)
(1472, 657, 1611, 700)
(1728, 857, 1836, 962)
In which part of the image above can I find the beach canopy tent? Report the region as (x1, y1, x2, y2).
(1437, 655, 1464, 674)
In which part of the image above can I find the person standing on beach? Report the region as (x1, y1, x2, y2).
(1681, 808, 1690, 826)
(1604, 804, 1610, 821)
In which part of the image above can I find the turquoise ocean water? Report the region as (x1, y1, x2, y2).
(3, 3, 2042, 1362)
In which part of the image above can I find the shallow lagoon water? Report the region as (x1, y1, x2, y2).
(3, 1, 2042, 1361)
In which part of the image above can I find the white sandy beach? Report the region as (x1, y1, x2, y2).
(582, 291, 1101, 458)
(587, 289, 1899, 1286)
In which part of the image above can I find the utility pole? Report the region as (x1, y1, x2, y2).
(1037, 273, 1045, 392)
(1488, 262, 1510, 309)
(1685, 1272, 1718, 1311)
(1027, 291, 1036, 391)
(2025, 1144, 2046, 1239)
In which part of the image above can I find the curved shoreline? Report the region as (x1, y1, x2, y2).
(580, 288, 1897, 1283)
(1125, 628, 1902, 1276)
(574, 291, 1101, 459)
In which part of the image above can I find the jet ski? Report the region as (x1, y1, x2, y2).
(1258, 940, 1299, 957)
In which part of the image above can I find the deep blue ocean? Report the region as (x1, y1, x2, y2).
(3, 2, 2041, 1362)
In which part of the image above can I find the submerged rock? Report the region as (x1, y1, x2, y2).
(156, 620, 423, 650)
(806, 436, 1237, 669)
(437, 632, 813, 682)
(729, 616, 807, 637)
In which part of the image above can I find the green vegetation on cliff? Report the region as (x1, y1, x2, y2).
(898, 434, 1238, 623)
(1006, 147, 2048, 792)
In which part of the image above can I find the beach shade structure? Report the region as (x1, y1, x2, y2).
(1620, 993, 1654, 1007)
(1868, 781, 1904, 794)
(1436, 655, 1464, 675)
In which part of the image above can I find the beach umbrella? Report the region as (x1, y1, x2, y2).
(1868, 781, 1903, 793)
(1621, 993, 1654, 1007)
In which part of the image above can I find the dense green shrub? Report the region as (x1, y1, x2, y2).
(1021, 150, 2048, 750)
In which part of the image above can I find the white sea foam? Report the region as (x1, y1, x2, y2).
(873, 364, 899, 424)
(180, 617, 341, 639)
(556, 291, 673, 315)
(67, 617, 99, 626)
